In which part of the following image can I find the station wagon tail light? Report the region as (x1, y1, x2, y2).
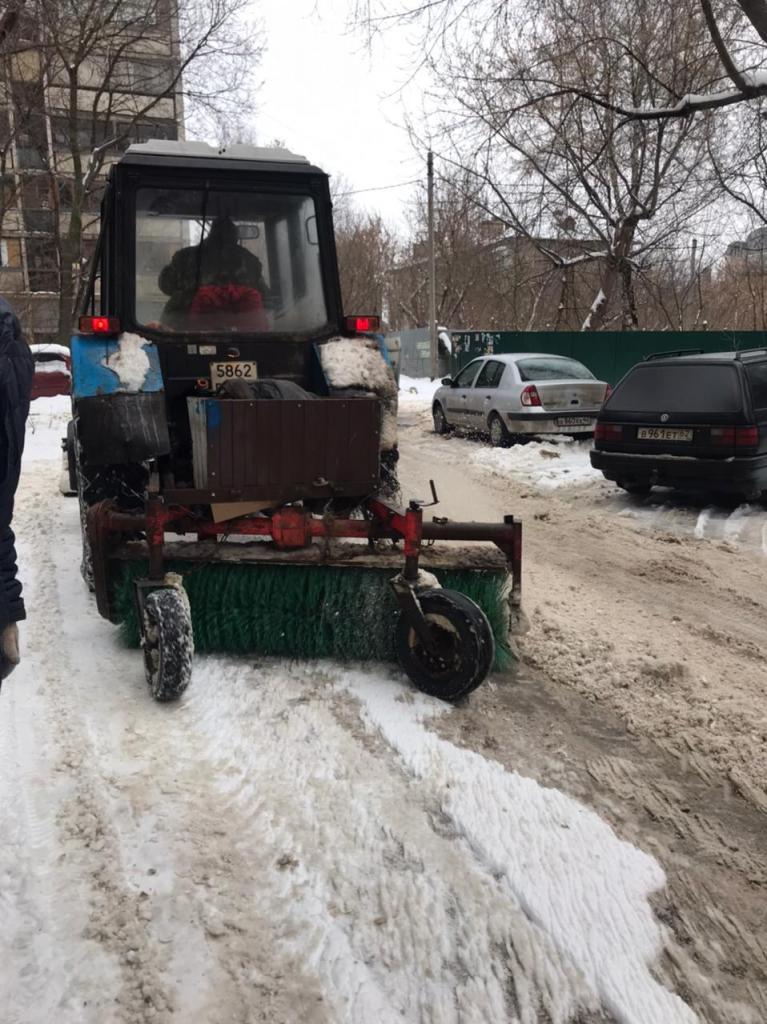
(594, 423, 623, 441)
(78, 315, 121, 336)
(736, 426, 759, 446)
(345, 315, 381, 334)
(520, 384, 541, 407)
(710, 426, 759, 446)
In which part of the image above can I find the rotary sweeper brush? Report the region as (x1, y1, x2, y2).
(66, 140, 525, 702)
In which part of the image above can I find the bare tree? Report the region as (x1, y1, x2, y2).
(11, 0, 263, 340)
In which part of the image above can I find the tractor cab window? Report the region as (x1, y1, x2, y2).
(135, 186, 329, 334)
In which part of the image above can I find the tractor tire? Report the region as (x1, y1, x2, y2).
(488, 413, 510, 448)
(432, 403, 451, 435)
(142, 587, 193, 703)
(62, 420, 77, 495)
(395, 588, 495, 702)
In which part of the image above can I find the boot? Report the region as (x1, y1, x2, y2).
(0, 622, 20, 681)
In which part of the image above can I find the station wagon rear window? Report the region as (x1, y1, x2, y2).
(607, 364, 742, 413)
(516, 357, 595, 381)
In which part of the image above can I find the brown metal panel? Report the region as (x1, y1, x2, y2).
(199, 398, 381, 498)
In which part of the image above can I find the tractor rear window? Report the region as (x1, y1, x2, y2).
(134, 187, 329, 335)
(607, 363, 742, 413)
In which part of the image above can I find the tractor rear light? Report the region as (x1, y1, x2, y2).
(736, 425, 759, 446)
(595, 422, 623, 441)
(345, 315, 381, 334)
(520, 385, 541, 407)
(78, 315, 121, 335)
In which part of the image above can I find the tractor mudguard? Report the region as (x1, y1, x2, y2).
(71, 334, 170, 466)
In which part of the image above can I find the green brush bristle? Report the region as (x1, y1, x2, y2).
(114, 561, 513, 670)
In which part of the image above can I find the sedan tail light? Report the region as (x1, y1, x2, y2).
(603, 384, 613, 402)
(520, 385, 541, 407)
(594, 422, 623, 442)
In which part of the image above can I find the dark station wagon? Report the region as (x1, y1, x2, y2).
(590, 349, 767, 499)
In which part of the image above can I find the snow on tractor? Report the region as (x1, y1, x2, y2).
(67, 141, 524, 702)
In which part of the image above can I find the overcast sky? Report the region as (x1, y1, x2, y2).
(253, 0, 427, 228)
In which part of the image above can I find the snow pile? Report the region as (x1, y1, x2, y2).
(30, 343, 70, 359)
(320, 336, 398, 449)
(25, 395, 70, 462)
(34, 359, 70, 375)
(102, 332, 150, 392)
(398, 374, 441, 414)
(471, 437, 602, 491)
(344, 673, 699, 1024)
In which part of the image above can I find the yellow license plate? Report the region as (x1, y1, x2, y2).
(210, 361, 258, 388)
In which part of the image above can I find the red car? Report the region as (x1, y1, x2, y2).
(30, 343, 71, 400)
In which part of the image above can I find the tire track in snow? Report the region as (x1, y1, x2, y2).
(6, 467, 176, 1024)
(183, 659, 611, 1024)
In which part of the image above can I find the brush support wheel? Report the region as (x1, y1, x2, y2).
(395, 588, 494, 701)
(142, 587, 193, 702)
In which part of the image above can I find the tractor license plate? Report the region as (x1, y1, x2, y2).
(210, 361, 258, 388)
(637, 427, 693, 442)
(557, 416, 592, 427)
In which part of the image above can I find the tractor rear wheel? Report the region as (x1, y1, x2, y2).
(142, 587, 193, 702)
(395, 588, 495, 702)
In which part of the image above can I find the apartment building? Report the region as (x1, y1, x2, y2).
(0, 1, 182, 343)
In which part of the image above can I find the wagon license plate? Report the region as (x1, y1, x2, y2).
(210, 361, 258, 388)
(556, 416, 592, 427)
(637, 427, 693, 442)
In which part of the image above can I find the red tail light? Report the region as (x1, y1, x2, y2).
(710, 427, 735, 445)
(78, 315, 121, 335)
(736, 426, 759, 446)
(710, 426, 759, 447)
(520, 385, 541, 407)
(603, 384, 613, 402)
(345, 315, 381, 334)
(595, 422, 623, 442)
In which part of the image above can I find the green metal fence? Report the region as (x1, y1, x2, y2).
(450, 331, 767, 385)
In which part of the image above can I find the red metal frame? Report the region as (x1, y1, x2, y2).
(87, 496, 522, 623)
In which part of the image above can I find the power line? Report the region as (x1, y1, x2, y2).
(336, 178, 420, 197)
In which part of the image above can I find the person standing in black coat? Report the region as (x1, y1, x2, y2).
(0, 297, 33, 684)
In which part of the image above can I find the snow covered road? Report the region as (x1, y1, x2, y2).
(1, 397, 764, 1023)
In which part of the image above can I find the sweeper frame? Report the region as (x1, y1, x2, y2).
(69, 140, 526, 702)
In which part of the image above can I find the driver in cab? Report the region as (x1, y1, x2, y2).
(158, 216, 271, 331)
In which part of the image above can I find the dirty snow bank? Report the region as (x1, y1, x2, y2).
(471, 437, 602, 491)
(343, 674, 698, 1024)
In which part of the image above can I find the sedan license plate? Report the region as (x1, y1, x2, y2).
(637, 427, 693, 442)
(557, 416, 592, 427)
(210, 361, 258, 388)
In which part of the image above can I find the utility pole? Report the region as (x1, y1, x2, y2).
(427, 149, 437, 379)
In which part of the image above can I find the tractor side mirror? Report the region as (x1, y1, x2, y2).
(441, 376, 453, 386)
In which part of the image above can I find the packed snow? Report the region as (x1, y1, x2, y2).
(0, 396, 702, 1023)
(321, 336, 398, 448)
(102, 332, 151, 392)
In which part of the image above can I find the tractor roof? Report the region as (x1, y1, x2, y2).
(119, 140, 326, 176)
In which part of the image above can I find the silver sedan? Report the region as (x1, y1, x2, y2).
(432, 352, 610, 446)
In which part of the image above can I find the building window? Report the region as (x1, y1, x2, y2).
(26, 237, 58, 292)
(0, 240, 8, 266)
(110, 58, 174, 96)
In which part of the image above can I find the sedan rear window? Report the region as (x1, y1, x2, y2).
(607, 364, 742, 413)
(516, 356, 595, 382)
